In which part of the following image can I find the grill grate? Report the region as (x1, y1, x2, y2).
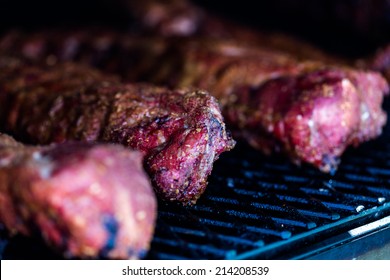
(2, 102, 390, 259)
(146, 142, 390, 259)
(145, 99, 390, 260)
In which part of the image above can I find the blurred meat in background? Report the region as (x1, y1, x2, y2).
(2, 0, 390, 57)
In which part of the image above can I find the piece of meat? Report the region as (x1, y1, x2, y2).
(0, 30, 387, 172)
(0, 29, 175, 82)
(113, 38, 389, 172)
(228, 68, 388, 172)
(132, 0, 389, 83)
(0, 133, 156, 259)
(0, 57, 235, 204)
(0, 0, 345, 71)
(124, 0, 390, 87)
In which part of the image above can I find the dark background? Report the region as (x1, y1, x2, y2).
(0, 0, 128, 29)
(1, 0, 390, 58)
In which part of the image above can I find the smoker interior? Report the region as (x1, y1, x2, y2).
(1, 98, 390, 260)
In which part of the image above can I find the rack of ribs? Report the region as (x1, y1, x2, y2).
(0, 25, 387, 173)
(128, 38, 388, 172)
(0, 56, 235, 204)
(123, 0, 390, 172)
(0, 133, 156, 259)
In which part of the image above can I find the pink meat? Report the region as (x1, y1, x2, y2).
(0, 133, 157, 259)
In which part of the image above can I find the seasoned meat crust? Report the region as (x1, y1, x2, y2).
(111, 38, 389, 172)
(163, 40, 388, 172)
(0, 57, 235, 204)
(0, 133, 156, 259)
(228, 68, 388, 172)
(0, 29, 387, 172)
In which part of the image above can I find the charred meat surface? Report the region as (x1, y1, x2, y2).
(119, 38, 389, 172)
(0, 22, 387, 173)
(73, 36, 385, 172)
(228, 68, 388, 172)
(1, 31, 387, 172)
(0, 133, 156, 259)
(0, 57, 235, 204)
